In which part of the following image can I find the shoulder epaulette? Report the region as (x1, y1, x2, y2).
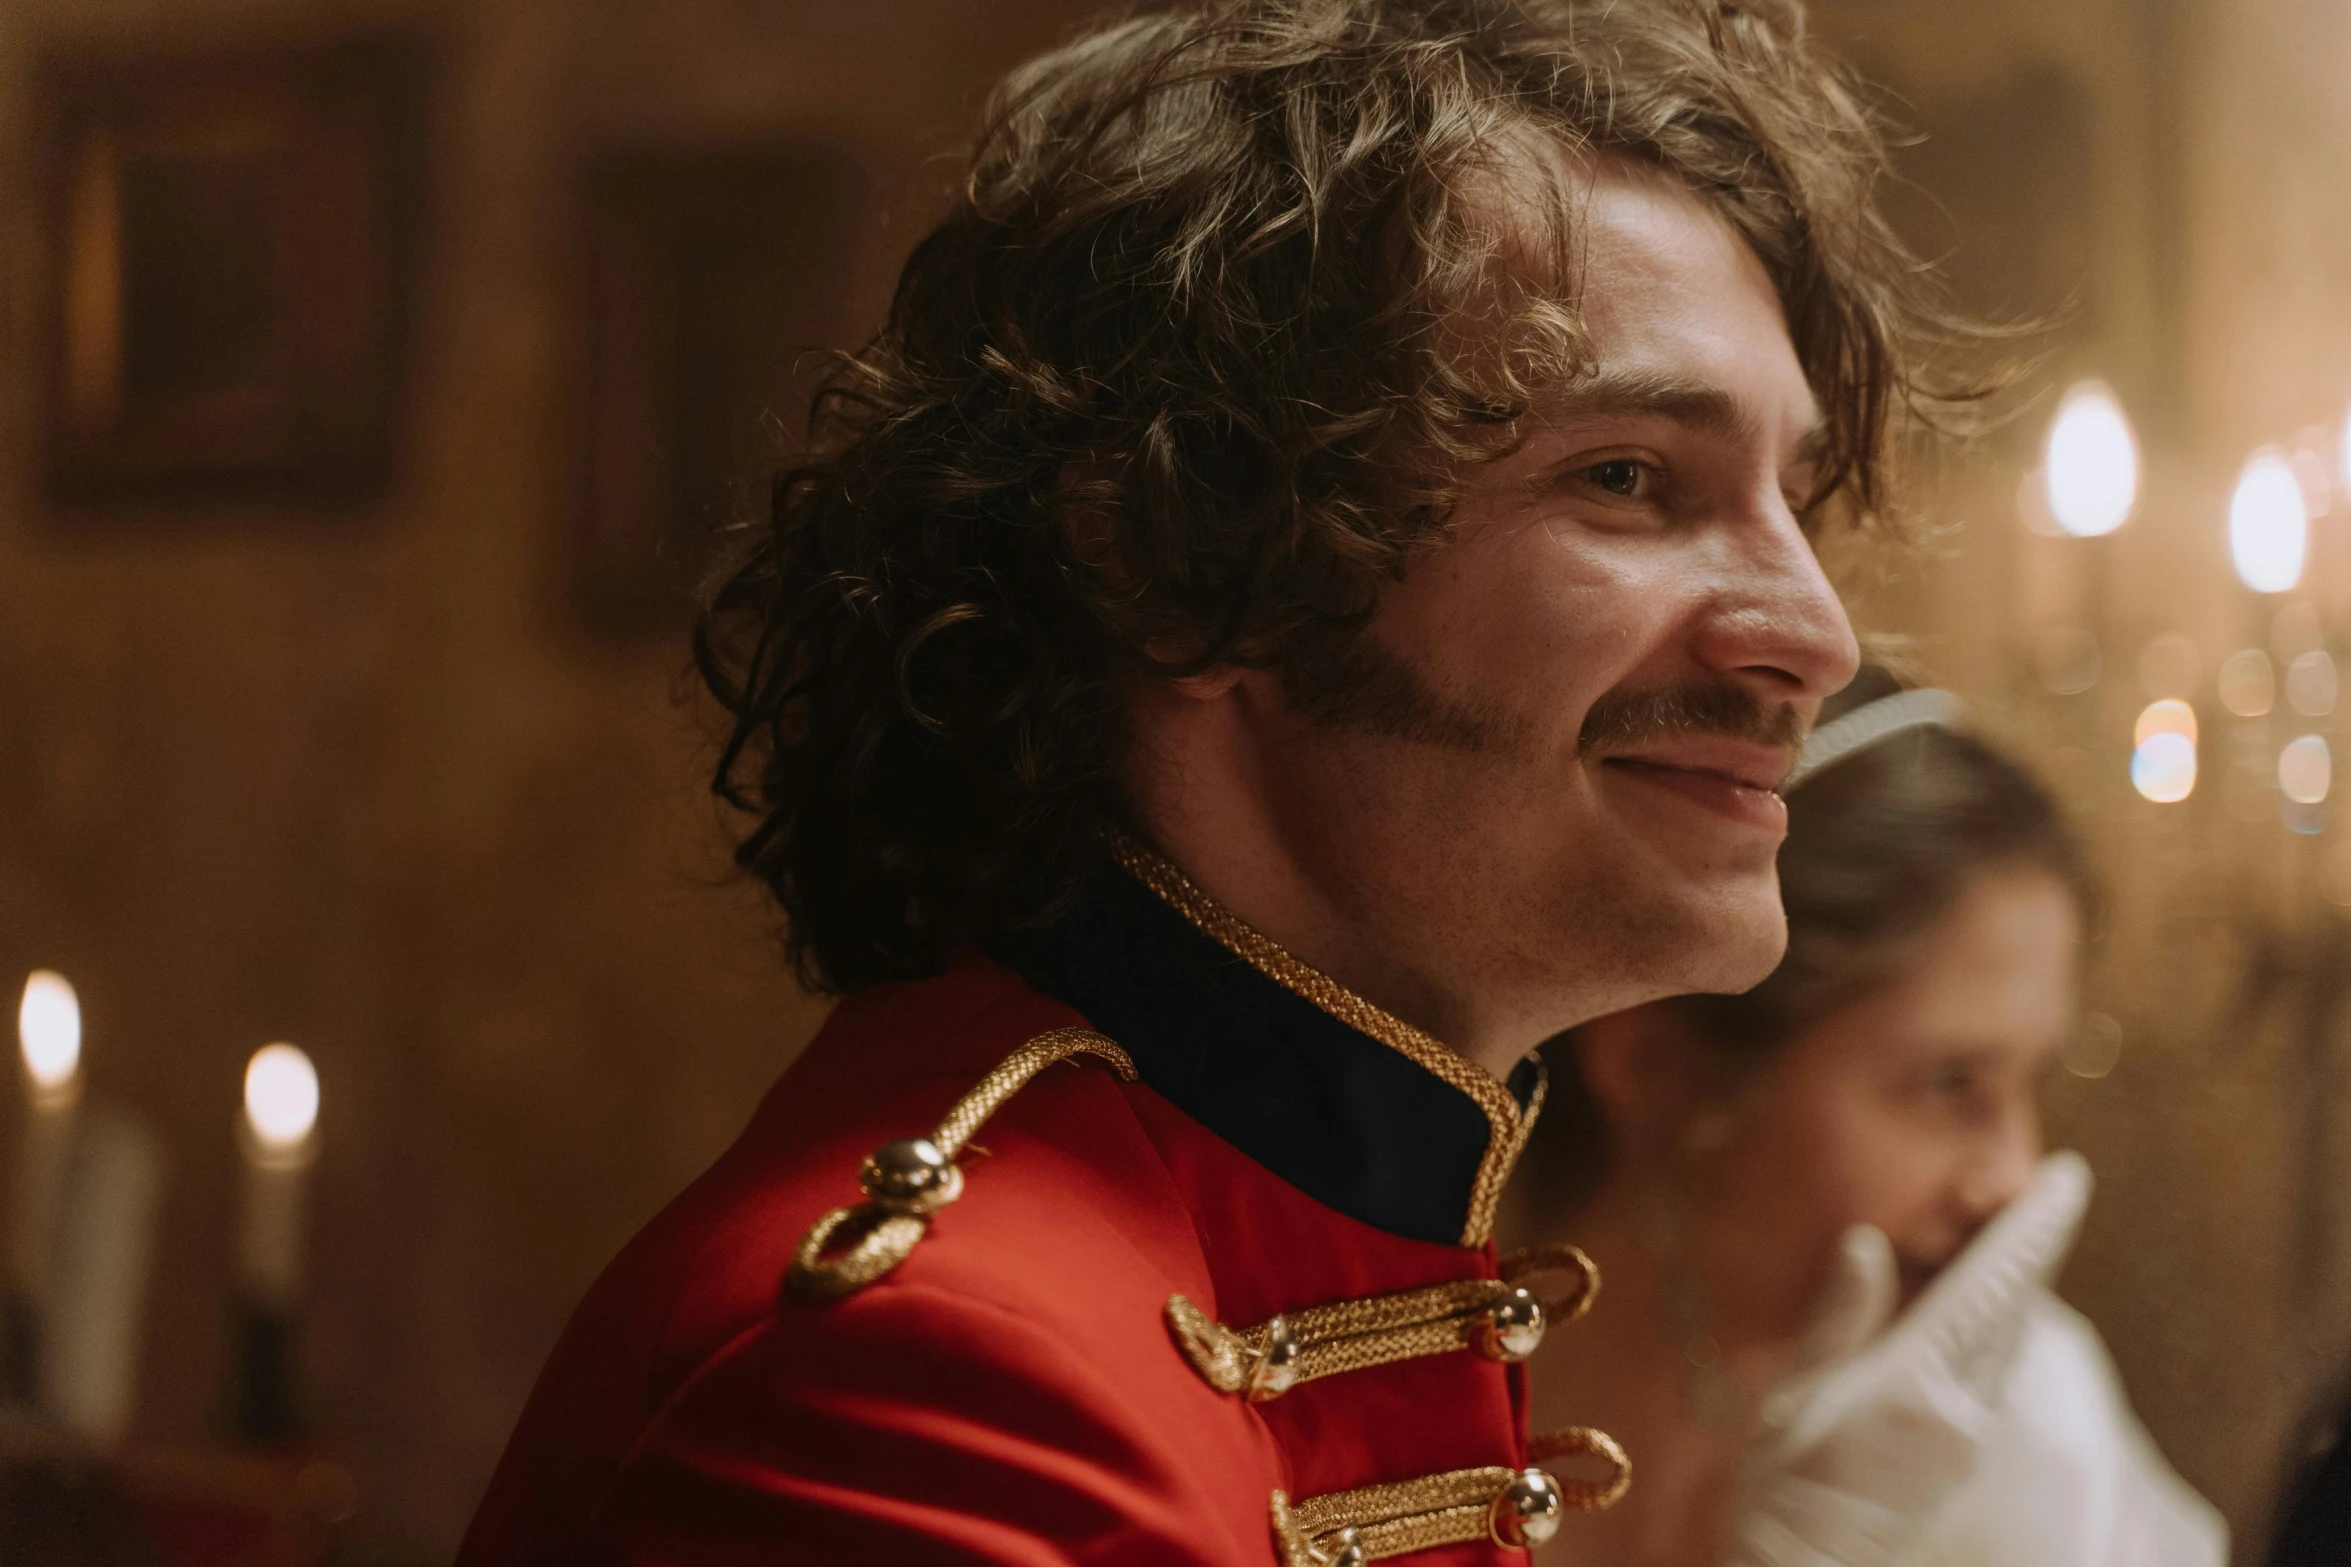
(786, 1026, 1136, 1300)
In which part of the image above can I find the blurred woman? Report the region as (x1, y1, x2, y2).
(1522, 669, 2226, 1566)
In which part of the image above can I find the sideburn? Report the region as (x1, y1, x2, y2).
(1280, 632, 1528, 754)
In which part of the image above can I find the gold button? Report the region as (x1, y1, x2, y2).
(1470, 1285, 1547, 1362)
(1489, 1467, 1564, 1548)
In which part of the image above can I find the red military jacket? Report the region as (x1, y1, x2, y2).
(457, 839, 1621, 1565)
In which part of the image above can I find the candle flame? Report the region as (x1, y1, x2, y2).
(2044, 380, 2138, 537)
(18, 971, 81, 1092)
(2231, 448, 2309, 594)
(244, 1043, 319, 1152)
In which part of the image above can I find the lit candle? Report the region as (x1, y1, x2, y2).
(236, 1043, 318, 1312)
(235, 1042, 316, 1443)
(8, 971, 82, 1406)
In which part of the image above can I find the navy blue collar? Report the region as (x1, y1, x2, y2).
(990, 862, 1539, 1247)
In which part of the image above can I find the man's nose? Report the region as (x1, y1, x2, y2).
(1689, 505, 1862, 704)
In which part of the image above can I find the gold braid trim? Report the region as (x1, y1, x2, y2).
(1531, 1425, 1634, 1512)
(1106, 831, 1538, 1245)
(1270, 1428, 1629, 1563)
(1277, 1468, 1512, 1562)
(787, 1028, 1137, 1300)
(1165, 1244, 1601, 1399)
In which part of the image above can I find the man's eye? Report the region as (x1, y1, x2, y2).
(1585, 458, 1646, 498)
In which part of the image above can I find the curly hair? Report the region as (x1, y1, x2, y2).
(697, 0, 1972, 993)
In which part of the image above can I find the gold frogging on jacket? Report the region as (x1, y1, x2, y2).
(1270, 1428, 1631, 1565)
(1104, 836, 1632, 1556)
(1164, 1244, 1599, 1400)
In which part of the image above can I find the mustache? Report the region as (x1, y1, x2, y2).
(1577, 678, 1807, 760)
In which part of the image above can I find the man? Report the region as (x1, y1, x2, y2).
(461, 1, 1949, 1561)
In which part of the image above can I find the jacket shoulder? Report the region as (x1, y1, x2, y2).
(459, 960, 1275, 1566)
(659, 961, 1215, 1368)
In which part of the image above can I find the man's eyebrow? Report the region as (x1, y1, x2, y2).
(1534, 369, 1829, 463)
(1536, 369, 1761, 443)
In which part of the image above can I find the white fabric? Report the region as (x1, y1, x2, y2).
(1905, 1297, 2226, 1567)
(1726, 1152, 2227, 1567)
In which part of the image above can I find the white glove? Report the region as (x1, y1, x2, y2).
(1724, 1151, 2094, 1567)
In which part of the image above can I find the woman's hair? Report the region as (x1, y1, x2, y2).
(697, 0, 1983, 993)
(1532, 665, 2091, 1202)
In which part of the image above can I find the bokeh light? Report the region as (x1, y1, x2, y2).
(2281, 736, 2332, 806)
(2288, 650, 2338, 717)
(2220, 648, 2276, 716)
(2132, 731, 2198, 803)
(2062, 1012, 2123, 1080)
(2135, 698, 2198, 748)
(17, 971, 81, 1092)
(2231, 448, 2309, 593)
(2035, 627, 2101, 696)
(2044, 381, 2139, 537)
(244, 1043, 320, 1152)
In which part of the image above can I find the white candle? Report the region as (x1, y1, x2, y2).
(236, 1043, 318, 1312)
(47, 1106, 160, 1445)
(11, 972, 83, 1315)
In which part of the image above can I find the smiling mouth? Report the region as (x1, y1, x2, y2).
(1599, 756, 1790, 831)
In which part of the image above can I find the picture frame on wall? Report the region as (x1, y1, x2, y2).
(41, 38, 430, 510)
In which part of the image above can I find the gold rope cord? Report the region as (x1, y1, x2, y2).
(1165, 1243, 1601, 1397)
(1270, 1431, 1628, 1563)
(930, 1028, 1136, 1155)
(1530, 1424, 1633, 1512)
(788, 1028, 1137, 1300)
(1105, 831, 1537, 1245)
(1281, 1277, 1501, 1343)
(1272, 1467, 1514, 1563)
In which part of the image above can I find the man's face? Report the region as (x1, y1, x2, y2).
(1238, 158, 1859, 1040)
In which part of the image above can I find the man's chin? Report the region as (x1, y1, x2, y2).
(1572, 868, 1787, 1002)
(1687, 906, 1789, 996)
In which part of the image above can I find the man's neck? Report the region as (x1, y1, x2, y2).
(1123, 673, 1642, 1082)
(1128, 781, 1551, 1083)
